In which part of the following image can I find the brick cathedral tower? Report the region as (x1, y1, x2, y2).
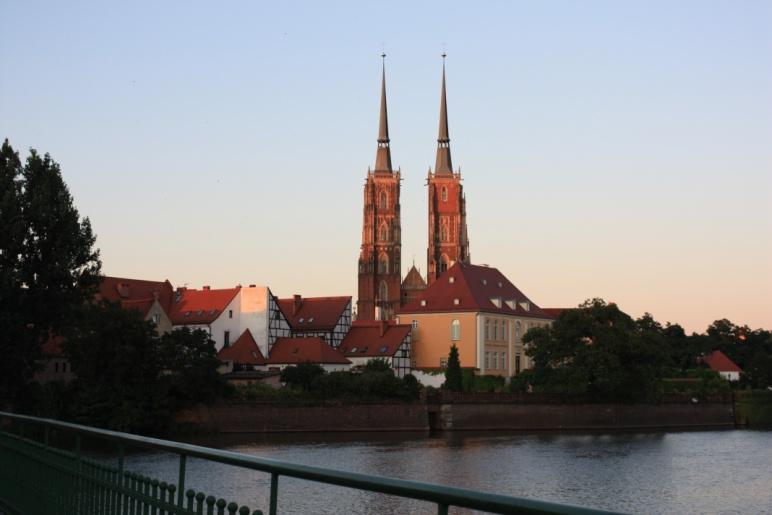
(357, 57, 402, 321)
(427, 56, 470, 285)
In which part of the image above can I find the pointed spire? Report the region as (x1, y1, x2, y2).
(435, 53, 453, 175)
(374, 53, 393, 173)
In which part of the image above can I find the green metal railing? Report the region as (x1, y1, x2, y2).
(0, 411, 618, 515)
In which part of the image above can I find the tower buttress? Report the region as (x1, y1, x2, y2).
(427, 55, 470, 285)
(358, 55, 402, 320)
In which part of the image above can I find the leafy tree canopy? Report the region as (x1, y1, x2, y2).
(0, 139, 101, 402)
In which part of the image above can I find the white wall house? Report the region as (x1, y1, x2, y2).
(170, 285, 292, 356)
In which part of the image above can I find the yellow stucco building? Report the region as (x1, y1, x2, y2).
(397, 263, 553, 377)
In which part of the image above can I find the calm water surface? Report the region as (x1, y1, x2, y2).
(112, 430, 772, 514)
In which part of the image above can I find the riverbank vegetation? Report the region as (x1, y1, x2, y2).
(233, 361, 421, 402)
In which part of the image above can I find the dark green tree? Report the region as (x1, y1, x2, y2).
(281, 362, 326, 392)
(0, 139, 101, 403)
(523, 299, 666, 401)
(63, 302, 168, 434)
(158, 327, 225, 404)
(444, 344, 463, 392)
(363, 358, 393, 374)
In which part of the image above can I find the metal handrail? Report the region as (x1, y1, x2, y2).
(0, 410, 619, 514)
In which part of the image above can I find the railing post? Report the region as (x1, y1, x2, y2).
(178, 453, 187, 508)
(437, 502, 449, 515)
(269, 473, 279, 515)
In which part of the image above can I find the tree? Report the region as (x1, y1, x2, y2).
(523, 299, 666, 401)
(0, 139, 101, 403)
(281, 362, 326, 392)
(444, 344, 463, 392)
(158, 327, 225, 404)
(63, 302, 168, 434)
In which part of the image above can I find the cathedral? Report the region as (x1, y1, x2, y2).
(357, 57, 470, 321)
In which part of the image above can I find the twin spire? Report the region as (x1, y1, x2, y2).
(374, 54, 453, 175)
(374, 54, 392, 172)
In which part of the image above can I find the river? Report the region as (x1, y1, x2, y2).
(113, 430, 772, 514)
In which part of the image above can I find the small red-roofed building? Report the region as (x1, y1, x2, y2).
(266, 337, 351, 372)
(33, 335, 75, 384)
(217, 329, 266, 372)
(277, 295, 352, 348)
(170, 285, 292, 355)
(400, 265, 428, 308)
(701, 350, 743, 382)
(398, 262, 554, 378)
(97, 276, 175, 334)
(339, 320, 412, 377)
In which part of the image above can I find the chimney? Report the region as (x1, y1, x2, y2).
(293, 295, 302, 315)
(203, 285, 211, 291)
(379, 320, 387, 337)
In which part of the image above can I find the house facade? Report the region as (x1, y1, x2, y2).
(277, 295, 352, 348)
(398, 262, 553, 377)
(339, 320, 412, 377)
(266, 337, 351, 372)
(171, 285, 292, 356)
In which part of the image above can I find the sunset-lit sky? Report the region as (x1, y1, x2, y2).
(2, 1, 770, 333)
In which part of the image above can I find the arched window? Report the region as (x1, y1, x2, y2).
(441, 186, 448, 202)
(440, 255, 450, 273)
(379, 191, 388, 210)
(515, 320, 522, 339)
(379, 223, 389, 242)
(440, 224, 449, 242)
(378, 254, 389, 274)
(378, 281, 388, 301)
(451, 319, 461, 340)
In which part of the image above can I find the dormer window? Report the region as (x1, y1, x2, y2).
(449, 276, 455, 284)
(505, 300, 516, 310)
(498, 282, 503, 288)
(490, 297, 502, 308)
(481, 279, 487, 285)
(519, 301, 530, 312)
(420, 300, 427, 307)
(453, 298, 460, 305)
(299, 317, 304, 323)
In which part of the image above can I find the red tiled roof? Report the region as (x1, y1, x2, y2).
(98, 276, 174, 316)
(399, 262, 552, 319)
(170, 287, 240, 325)
(339, 321, 411, 358)
(401, 265, 427, 290)
(41, 335, 65, 357)
(541, 308, 570, 318)
(267, 337, 350, 365)
(277, 296, 350, 332)
(701, 350, 742, 373)
(218, 329, 265, 365)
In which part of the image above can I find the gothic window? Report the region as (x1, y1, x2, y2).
(451, 319, 461, 340)
(379, 223, 389, 242)
(378, 254, 389, 274)
(440, 224, 449, 242)
(441, 186, 448, 202)
(379, 281, 388, 301)
(379, 191, 388, 210)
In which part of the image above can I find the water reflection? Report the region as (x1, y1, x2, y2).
(102, 430, 772, 514)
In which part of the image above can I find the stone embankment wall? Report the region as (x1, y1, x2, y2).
(177, 394, 741, 433)
(177, 401, 429, 433)
(429, 402, 735, 431)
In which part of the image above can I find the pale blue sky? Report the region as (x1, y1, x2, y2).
(2, 1, 771, 332)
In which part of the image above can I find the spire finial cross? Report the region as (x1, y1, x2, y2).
(442, 52, 447, 59)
